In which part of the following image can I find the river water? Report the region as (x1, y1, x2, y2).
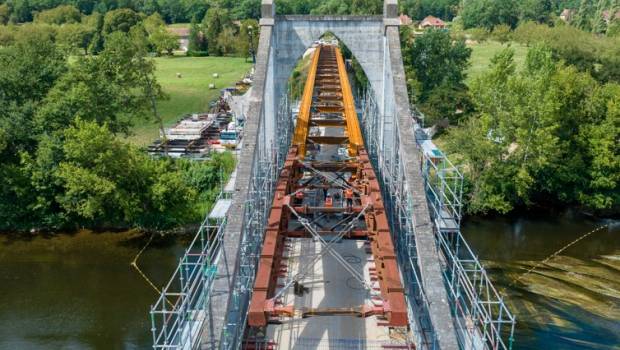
(0, 230, 184, 349)
(0, 213, 618, 349)
(463, 211, 620, 350)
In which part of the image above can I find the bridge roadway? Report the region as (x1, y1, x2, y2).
(243, 44, 410, 347)
(201, 1, 460, 349)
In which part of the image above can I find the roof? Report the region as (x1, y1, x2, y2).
(399, 13, 412, 25)
(420, 15, 445, 27)
(602, 10, 620, 21)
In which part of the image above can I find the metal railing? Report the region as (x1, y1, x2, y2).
(416, 112, 516, 350)
(220, 93, 294, 350)
(150, 208, 228, 349)
(360, 89, 438, 349)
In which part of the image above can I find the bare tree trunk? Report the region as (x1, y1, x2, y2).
(143, 70, 167, 155)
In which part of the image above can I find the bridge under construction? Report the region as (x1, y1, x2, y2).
(149, 1, 516, 349)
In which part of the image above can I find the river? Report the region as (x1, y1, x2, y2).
(0, 213, 618, 349)
(463, 211, 620, 350)
(0, 230, 185, 349)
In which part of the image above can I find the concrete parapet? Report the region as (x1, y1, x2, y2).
(384, 0, 398, 18)
(261, 0, 274, 19)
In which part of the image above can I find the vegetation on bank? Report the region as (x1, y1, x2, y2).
(466, 41, 528, 83)
(0, 26, 234, 233)
(400, 25, 619, 216)
(1, 0, 618, 221)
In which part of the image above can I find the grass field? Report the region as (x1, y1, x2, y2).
(466, 40, 528, 84)
(127, 56, 252, 145)
(167, 23, 190, 29)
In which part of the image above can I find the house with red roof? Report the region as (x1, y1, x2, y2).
(419, 15, 446, 30)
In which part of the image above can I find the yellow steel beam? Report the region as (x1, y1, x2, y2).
(291, 46, 321, 159)
(335, 47, 364, 156)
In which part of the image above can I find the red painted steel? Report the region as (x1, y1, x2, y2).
(247, 45, 408, 329)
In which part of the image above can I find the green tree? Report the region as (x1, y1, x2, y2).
(36, 31, 163, 134)
(0, 33, 67, 230)
(202, 6, 232, 56)
(88, 12, 105, 54)
(608, 19, 620, 36)
(188, 15, 207, 53)
(150, 27, 178, 55)
(143, 12, 165, 35)
(34, 5, 81, 24)
(448, 44, 620, 214)
(56, 23, 94, 54)
(518, 0, 553, 24)
(573, 0, 594, 31)
(216, 26, 236, 55)
(103, 8, 141, 34)
(492, 24, 512, 43)
(461, 0, 519, 30)
(0, 3, 10, 25)
(234, 18, 258, 58)
(53, 119, 198, 230)
(402, 29, 472, 124)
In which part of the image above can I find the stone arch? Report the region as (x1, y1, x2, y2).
(271, 17, 386, 106)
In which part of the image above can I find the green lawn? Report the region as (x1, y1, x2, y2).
(167, 23, 190, 29)
(127, 56, 252, 145)
(466, 40, 528, 84)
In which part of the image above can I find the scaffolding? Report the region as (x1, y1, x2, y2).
(360, 88, 516, 350)
(219, 93, 294, 350)
(149, 92, 293, 350)
(360, 89, 438, 349)
(150, 194, 229, 349)
(418, 133, 516, 350)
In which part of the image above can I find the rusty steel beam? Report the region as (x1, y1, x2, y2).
(356, 149, 408, 326)
(247, 45, 408, 330)
(285, 229, 368, 238)
(248, 147, 299, 327)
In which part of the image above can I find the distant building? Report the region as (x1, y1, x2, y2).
(419, 15, 446, 30)
(559, 8, 575, 22)
(166, 27, 190, 52)
(399, 13, 413, 26)
(601, 9, 620, 24)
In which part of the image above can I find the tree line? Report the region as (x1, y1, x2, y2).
(0, 27, 234, 233)
(0, 4, 260, 58)
(400, 26, 619, 215)
(459, 0, 620, 36)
